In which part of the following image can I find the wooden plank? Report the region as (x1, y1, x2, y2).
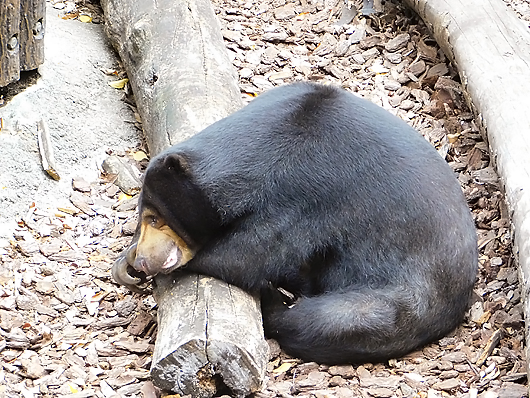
(19, 0, 46, 70)
(402, 0, 530, 389)
(0, 0, 21, 87)
(100, 0, 269, 395)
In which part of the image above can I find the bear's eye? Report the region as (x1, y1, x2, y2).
(146, 215, 159, 226)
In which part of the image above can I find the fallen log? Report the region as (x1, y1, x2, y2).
(152, 274, 268, 397)
(402, 0, 530, 388)
(100, 0, 269, 396)
(101, 0, 242, 155)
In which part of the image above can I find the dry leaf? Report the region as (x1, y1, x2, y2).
(62, 12, 79, 20)
(108, 78, 129, 89)
(133, 150, 148, 161)
(79, 15, 92, 23)
(118, 192, 132, 202)
(57, 207, 77, 215)
(273, 362, 293, 374)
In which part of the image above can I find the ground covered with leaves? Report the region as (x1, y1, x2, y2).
(0, 0, 529, 397)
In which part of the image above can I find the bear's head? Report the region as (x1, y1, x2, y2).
(130, 152, 221, 276)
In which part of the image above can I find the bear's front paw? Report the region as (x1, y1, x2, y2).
(112, 243, 152, 294)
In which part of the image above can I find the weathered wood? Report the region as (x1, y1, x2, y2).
(100, 0, 269, 395)
(0, 0, 21, 86)
(152, 274, 269, 398)
(402, 0, 530, 388)
(19, 0, 45, 70)
(0, 0, 45, 87)
(101, 0, 242, 155)
(37, 119, 60, 181)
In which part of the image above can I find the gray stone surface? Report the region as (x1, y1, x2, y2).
(0, 6, 140, 241)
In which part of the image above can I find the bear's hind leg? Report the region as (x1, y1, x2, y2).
(262, 288, 454, 364)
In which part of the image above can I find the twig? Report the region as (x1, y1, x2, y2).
(37, 119, 60, 180)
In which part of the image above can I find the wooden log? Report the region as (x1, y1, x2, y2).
(19, 0, 45, 71)
(152, 274, 269, 398)
(101, 0, 242, 155)
(100, 0, 269, 396)
(0, 0, 21, 87)
(402, 0, 530, 387)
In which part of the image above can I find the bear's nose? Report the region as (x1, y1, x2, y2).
(133, 256, 155, 276)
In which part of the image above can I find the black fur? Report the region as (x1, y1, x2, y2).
(141, 82, 477, 364)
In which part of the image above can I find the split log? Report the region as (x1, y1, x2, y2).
(0, 0, 21, 86)
(19, 0, 45, 71)
(100, 0, 269, 396)
(402, 0, 530, 387)
(0, 0, 45, 87)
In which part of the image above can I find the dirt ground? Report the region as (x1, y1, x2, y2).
(0, 0, 529, 397)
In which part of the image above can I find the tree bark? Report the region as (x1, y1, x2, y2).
(0, 0, 21, 86)
(100, 0, 269, 396)
(0, 0, 45, 87)
(19, 0, 46, 71)
(402, 0, 530, 389)
(101, 0, 242, 155)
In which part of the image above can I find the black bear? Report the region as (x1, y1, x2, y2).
(113, 82, 477, 365)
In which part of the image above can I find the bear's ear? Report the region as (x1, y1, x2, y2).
(163, 153, 190, 174)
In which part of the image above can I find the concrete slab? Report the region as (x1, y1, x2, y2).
(0, 6, 140, 240)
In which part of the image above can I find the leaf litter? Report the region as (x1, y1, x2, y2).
(0, 0, 528, 397)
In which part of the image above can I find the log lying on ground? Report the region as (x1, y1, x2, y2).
(402, 0, 530, 387)
(100, 0, 269, 396)
(101, 0, 242, 154)
(152, 274, 267, 397)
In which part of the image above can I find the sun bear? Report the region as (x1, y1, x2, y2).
(112, 82, 477, 365)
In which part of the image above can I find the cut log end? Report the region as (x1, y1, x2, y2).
(151, 274, 269, 398)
